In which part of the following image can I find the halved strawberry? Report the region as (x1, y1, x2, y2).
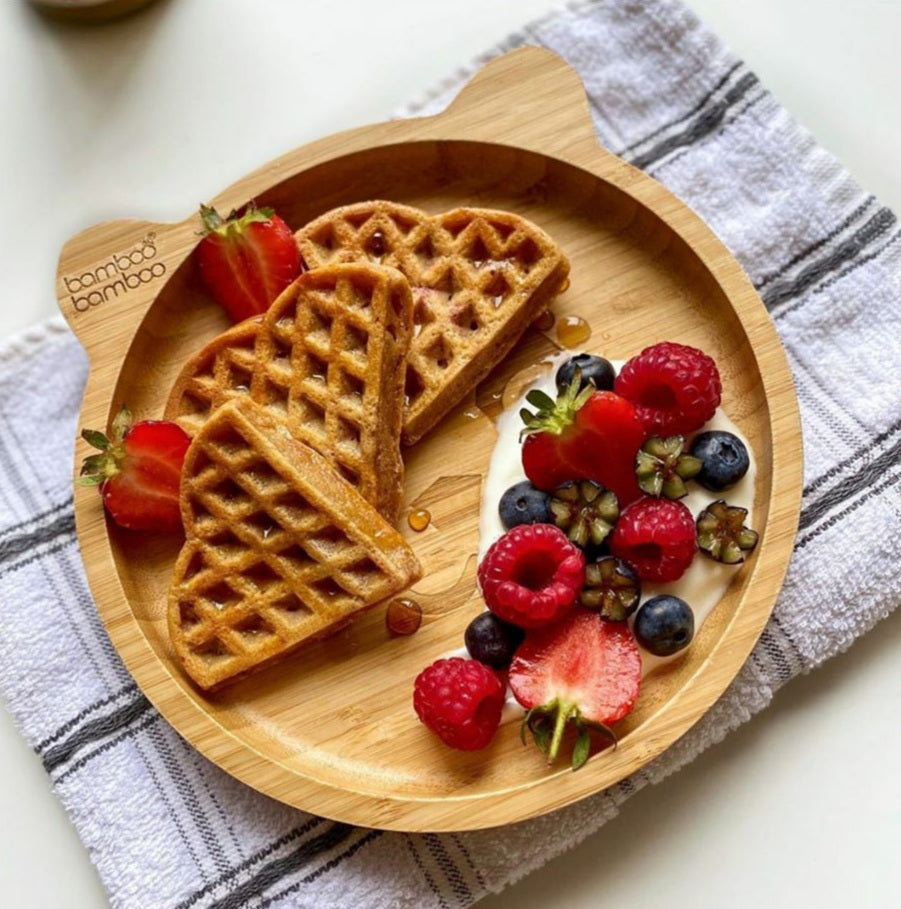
(196, 202, 302, 322)
(79, 407, 191, 532)
(508, 609, 642, 769)
(520, 374, 647, 506)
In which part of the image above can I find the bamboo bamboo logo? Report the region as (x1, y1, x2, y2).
(63, 233, 166, 313)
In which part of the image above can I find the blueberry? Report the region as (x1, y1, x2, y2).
(633, 595, 694, 656)
(690, 430, 750, 491)
(464, 612, 525, 669)
(498, 480, 552, 529)
(555, 354, 616, 394)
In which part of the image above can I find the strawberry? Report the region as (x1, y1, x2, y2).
(195, 202, 302, 322)
(520, 373, 647, 507)
(79, 407, 191, 532)
(508, 609, 642, 769)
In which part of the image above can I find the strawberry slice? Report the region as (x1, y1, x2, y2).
(520, 374, 647, 506)
(195, 202, 302, 322)
(79, 407, 191, 532)
(508, 609, 642, 769)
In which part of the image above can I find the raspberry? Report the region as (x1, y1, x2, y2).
(610, 497, 697, 583)
(413, 657, 505, 750)
(478, 524, 585, 629)
(614, 341, 721, 436)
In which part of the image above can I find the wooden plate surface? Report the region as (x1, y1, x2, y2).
(56, 48, 802, 832)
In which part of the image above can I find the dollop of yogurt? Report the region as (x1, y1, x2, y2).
(478, 352, 756, 676)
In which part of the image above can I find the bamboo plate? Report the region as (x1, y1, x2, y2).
(56, 48, 802, 832)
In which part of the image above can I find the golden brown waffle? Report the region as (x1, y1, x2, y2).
(295, 201, 570, 445)
(167, 318, 261, 439)
(165, 263, 413, 522)
(168, 398, 422, 690)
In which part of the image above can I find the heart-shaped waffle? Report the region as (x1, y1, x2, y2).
(295, 201, 571, 444)
(166, 318, 261, 438)
(168, 398, 421, 690)
(166, 262, 413, 522)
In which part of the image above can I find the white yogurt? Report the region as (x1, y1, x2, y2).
(477, 352, 757, 677)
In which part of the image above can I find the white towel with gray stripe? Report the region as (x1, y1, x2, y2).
(1, 0, 899, 906)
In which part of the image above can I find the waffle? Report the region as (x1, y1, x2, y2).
(295, 201, 570, 445)
(167, 318, 261, 439)
(165, 263, 413, 522)
(168, 398, 422, 690)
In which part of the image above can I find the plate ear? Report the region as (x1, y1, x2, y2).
(435, 47, 604, 157)
(56, 217, 194, 362)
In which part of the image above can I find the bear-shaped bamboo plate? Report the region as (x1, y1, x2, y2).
(56, 48, 802, 832)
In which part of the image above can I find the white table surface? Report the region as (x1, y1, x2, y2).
(2, 1, 899, 906)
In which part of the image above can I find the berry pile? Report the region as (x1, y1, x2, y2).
(412, 341, 760, 769)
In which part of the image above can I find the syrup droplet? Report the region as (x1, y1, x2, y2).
(558, 277, 571, 293)
(532, 309, 556, 332)
(556, 315, 591, 348)
(386, 598, 423, 636)
(368, 229, 386, 257)
(407, 508, 431, 532)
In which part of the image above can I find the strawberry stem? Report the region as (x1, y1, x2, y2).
(522, 697, 618, 770)
(78, 406, 131, 486)
(519, 369, 593, 441)
(548, 699, 577, 765)
(198, 201, 276, 236)
(199, 202, 226, 232)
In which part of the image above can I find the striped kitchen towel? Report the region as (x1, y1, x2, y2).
(1, 0, 899, 906)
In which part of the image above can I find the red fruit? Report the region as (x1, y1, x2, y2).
(413, 657, 506, 751)
(614, 341, 721, 436)
(478, 524, 585, 629)
(195, 202, 302, 322)
(79, 407, 191, 532)
(509, 610, 641, 769)
(520, 379, 646, 506)
(610, 497, 697, 583)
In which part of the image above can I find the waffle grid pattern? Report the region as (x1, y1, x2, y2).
(166, 264, 412, 521)
(168, 399, 419, 689)
(296, 202, 570, 443)
(253, 267, 409, 502)
(172, 320, 261, 438)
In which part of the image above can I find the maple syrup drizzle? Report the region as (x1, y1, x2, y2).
(368, 229, 387, 258)
(556, 315, 591, 348)
(532, 309, 556, 332)
(501, 364, 547, 410)
(385, 598, 423, 636)
(407, 508, 431, 532)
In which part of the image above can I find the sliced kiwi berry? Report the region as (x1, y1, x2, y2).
(635, 435, 703, 499)
(549, 479, 619, 549)
(579, 556, 641, 621)
(696, 500, 759, 564)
